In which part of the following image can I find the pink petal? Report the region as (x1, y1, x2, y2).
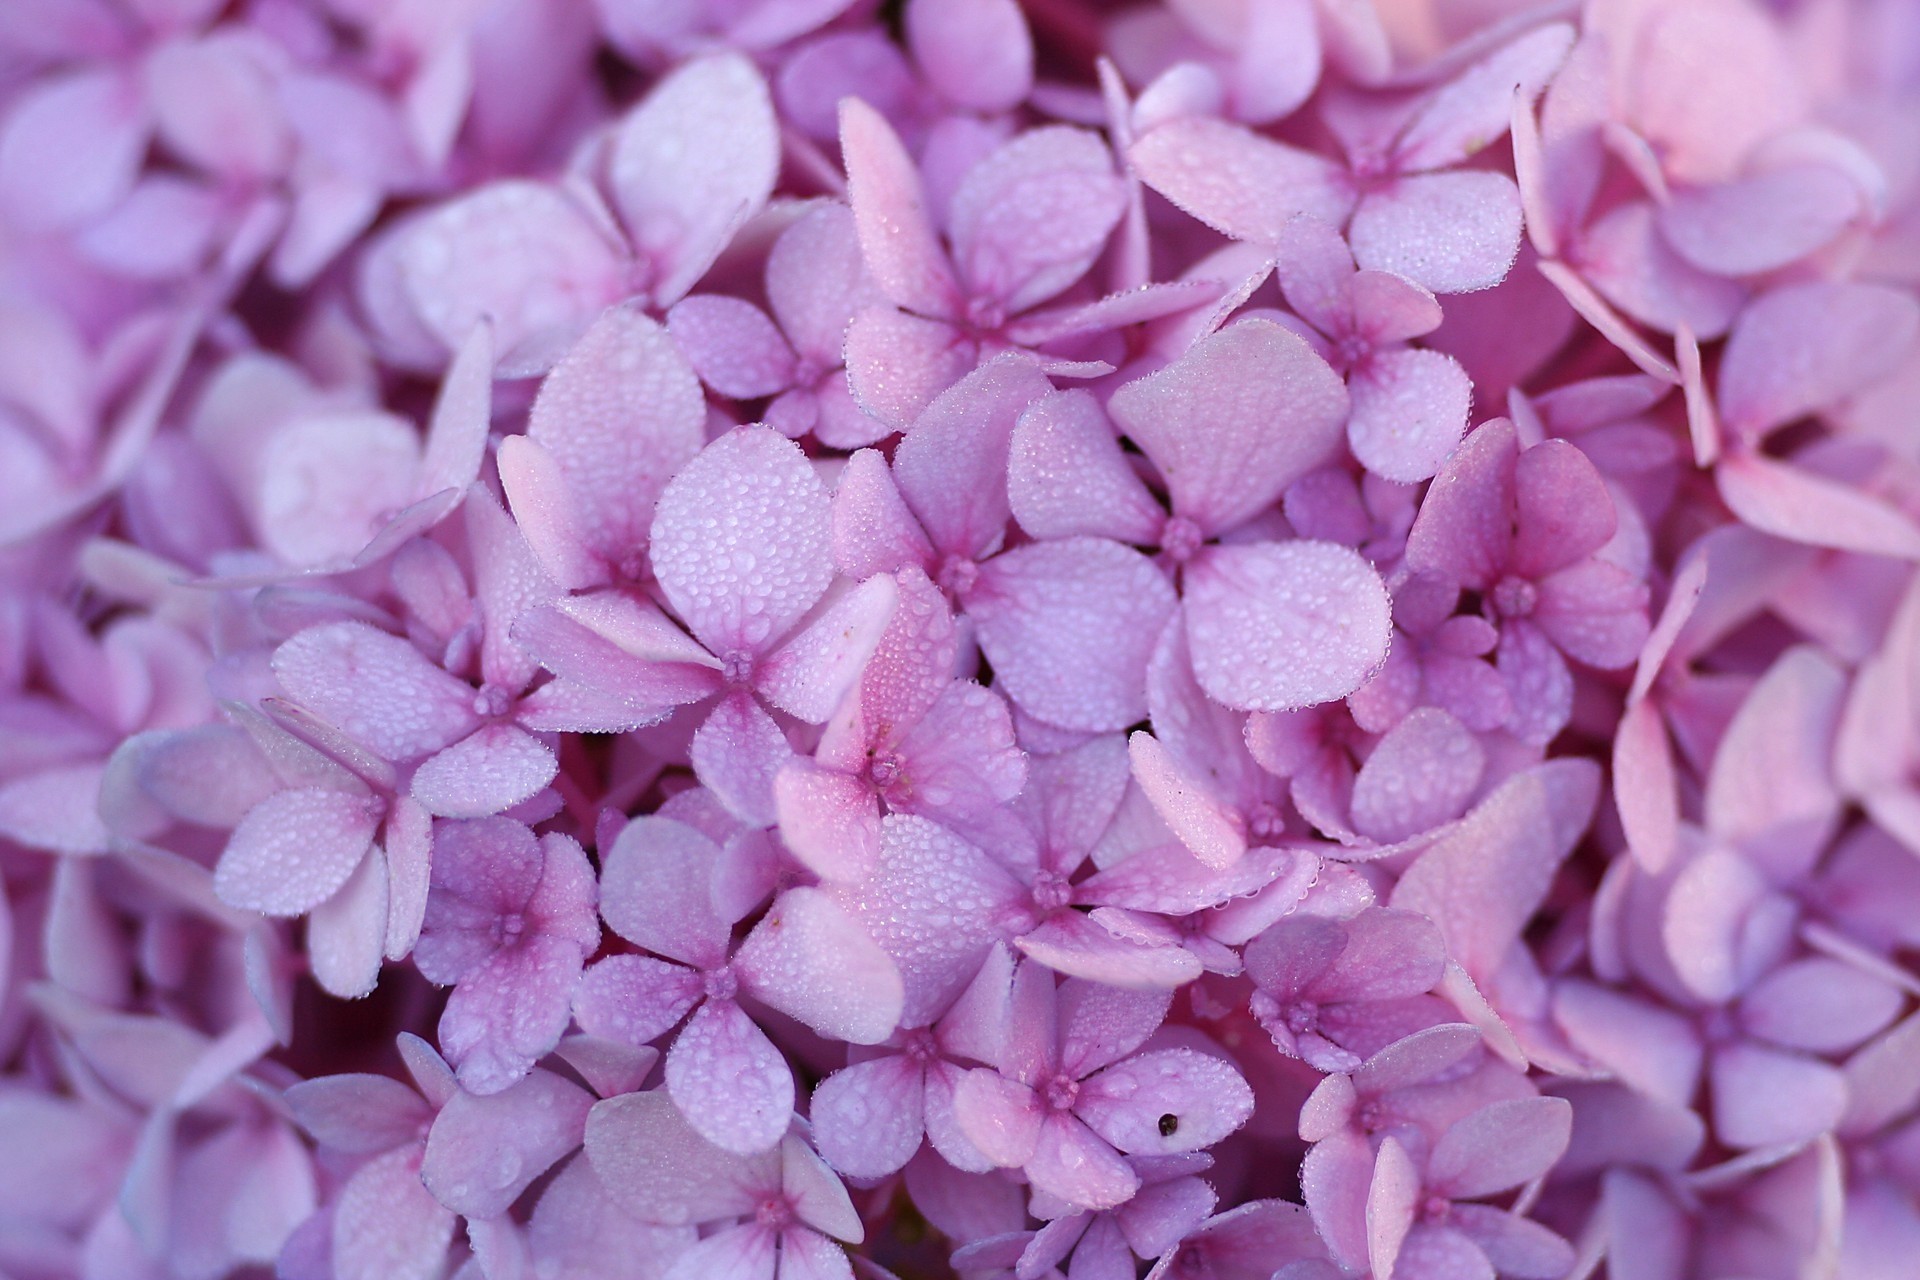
(573, 954, 703, 1046)
(652, 428, 833, 655)
(840, 99, 960, 319)
(842, 306, 974, 429)
(392, 182, 623, 373)
(1577, 200, 1746, 341)
(1350, 173, 1522, 295)
(410, 724, 557, 820)
(1129, 117, 1352, 243)
(1183, 541, 1392, 713)
(422, 1069, 593, 1217)
(1367, 1135, 1420, 1280)
(438, 935, 586, 1095)
(1028, 1116, 1140, 1211)
(1429, 1097, 1572, 1199)
(772, 761, 881, 883)
(1613, 697, 1679, 871)
(1348, 348, 1472, 483)
(308, 845, 391, 999)
(272, 622, 478, 761)
(1127, 730, 1247, 869)
(970, 538, 1177, 732)
(667, 296, 797, 399)
(767, 201, 877, 363)
(0, 68, 148, 231)
(214, 789, 379, 917)
(608, 54, 778, 306)
(1393, 1224, 1495, 1280)
(584, 1089, 771, 1225)
(1740, 957, 1902, 1056)
(757, 575, 900, 723)
(736, 887, 904, 1044)
(953, 1069, 1045, 1167)
(1659, 165, 1861, 276)
(1553, 981, 1701, 1110)
(905, 0, 1032, 113)
(513, 305, 706, 590)
(332, 1147, 456, 1280)
(1703, 644, 1844, 847)
(1108, 318, 1347, 536)
(690, 691, 794, 826)
(1391, 23, 1573, 172)
(1349, 708, 1485, 843)
(893, 355, 1054, 559)
(1449, 1205, 1575, 1280)
(1301, 1129, 1373, 1271)
(668, 999, 796, 1155)
(1718, 282, 1920, 439)
(831, 448, 936, 580)
(598, 816, 731, 968)
(1077, 1048, 1254, 1154)
(1716, 452, 1920, 561)
(0, 762, 110, 855)
(253, 412, 423, 566)
(947, 127, 1125, 315)
(811, 1055, 926, 1178)
(1709, 1042, 1848, 1150)
(1015, 912, 1204, 989)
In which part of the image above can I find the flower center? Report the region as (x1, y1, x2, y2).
(1247, 803, 1287, 840)
(704, 967, 740, 1002)
(490, 912, 527, 947)
(902, 1028, 940, 1064)
(1490, 575, 1538, 619)
(1285, 1001, 1320, 1035)
(965, 294, 1007, 334)
(1161, 515, 1205, 563)
(755, 1195, 795, 1230)
(868, 750, 904, 790)
(792, 356, 824, 387)
(1421, 1193, 1452, 1224)
(1031, 871, 1074, 914)
(471, 683, 513, 719)
(936, 553, 978, 599)
(721, 650, 757, 686)
(1043, 1073, 1080, 1112)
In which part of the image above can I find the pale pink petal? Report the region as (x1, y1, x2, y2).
(1183, 541, 1392, 713)
(831, 448, 936, 580)
(1577, 200, 1746, 340)
(906, 0, 1032, 113)
(598, 816, 730, 968)
(1394, 1225, 1495, 1280)
(1349, 708, 1485, 843)
(690, 692, 795, 827)
(773, 761, 881, 883)
(662, 1225, 775, 1280)
(1367, 1135, 1420, 1280)
(1449, 1205, 1574, 1280)
(893, 357, 1054, 558)
(1348, 348, 1472, 483)
(1108, 317, 1347, 536)
(767, 201, 877, 362)
(608, 54, 779, 306)
(583, 1089, 770, 1225)
(947, 128, 1125, 315)
(811, 1055, 926, 1178)
(1614, 697, 1679, 872)
(1718, 282, 1920, 439)
(1300, 1129, 1373, 1271)
(1552, 981, 1701, 1109)
(668, 999, 796, 1155)
(1716, 452, 1920, 561)
(392, 182, 623, 373)
(842, 307, 974, 429)
(1077, 1048, 1254, 1154)
(1129, 117, 1353, 243)
(253, 412, 423, 566)
(1703, 644, 1844, 847)
(1392, 23, 1573, 172)
(1741, 958, 1901, 1056)
(572, 955, 703, 1045)
(1429, 1097, 1572, 1199)
(1709, 1043, 1848, 1150)
(893, 680, 1027, 814)
(422, 1069, 594, 1217)
(438, 935, 587, 1095)
(1350, 173, 1522, 295)
(1015, 912, 1204, 988)
(840, 99, 960, 319)
(514, 305, 706, 589)
(308, 845, 390, 999)
(953, 1069, 1045, 1167)
(0, 762, 110, 855)
(332, 1147, 456, 1280)
(1127, 731, 1246, 869)
(652, 427, 833, 655)
(758, 576, 900, 723)
(736, 887, 904, 1043)
(667, 296, 798, 400)
(1659, 165, 1861, 276)
(410, 725, 557, 819)
(146, 34, 289, 181)
(214, 789, 379, 917)
(970, 538, 1178, 732)
(272, 622, 478, 761)
(0, 68, 148, 231)
(1028, 1116, 1139, 1211)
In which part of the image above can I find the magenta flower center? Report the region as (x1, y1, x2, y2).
(755, 1195, 796, 1230)
(1043, 1073, 1081, 1112)
(1030, 871, 1074, 913)
(722, 650, 757, 685)
(937, 553, 979, 599)
(868, 750, 904, 790)
(1247, 803, 1287, 840)
(964, 294, 1007, 334)
(1161, 515, 1205, 562)
(471, 683, 514, 718)
(704, 967, 740, 1002)
(1491, 575, 1539, 618)
(490, 912, 527, 947)
(1283, 1000, 1320, 1035)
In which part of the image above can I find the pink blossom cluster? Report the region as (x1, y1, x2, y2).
(3, 0, 1920, 1278)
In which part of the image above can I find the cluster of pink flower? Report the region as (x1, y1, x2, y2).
(2, 0, 1918, 1277)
